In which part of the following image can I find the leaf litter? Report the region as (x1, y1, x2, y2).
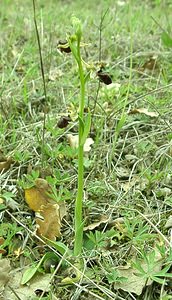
(2, 268, 52, 300)
(0, 150, 13, 172)
(128, 108, 159, 117)
(0, 259, 11, 289)
(24, 178, 66, 240)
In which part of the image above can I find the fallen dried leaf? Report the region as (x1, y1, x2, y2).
(113, 251, 162, 295)
(0, 157, 13, 172)
(36, 203, 61, 240)
(0, 237, 5, 245)
(113, 264, 146, 295)
(24, 178, 66, 241)
(2, 268, 52, 300)
(84, 215, 109, 231)
(142, 57, 158, 71)
(121, 176, 139, 192)
(128, 108, 159, 117)
(24, 178, 54, 212)
(0, 237, 6, 255)
(0, 238, 7, 255)
(0, 259, 11, 289)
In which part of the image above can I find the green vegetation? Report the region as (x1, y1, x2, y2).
(1, 0, 172, 299)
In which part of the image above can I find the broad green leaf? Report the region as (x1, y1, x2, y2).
(21, 253, 52, 285)
(161, 31, 172, 48)
(21, 265, 39, 285)
(80, 110, 91, 146)
(45, 239, 71, 256)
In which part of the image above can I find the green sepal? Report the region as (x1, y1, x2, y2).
(84, 71, 90, 83)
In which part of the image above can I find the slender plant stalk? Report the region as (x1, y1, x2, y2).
(32, 0, 47, 168)
(74, 37, 85, 257)
(68, 18, 89, 256)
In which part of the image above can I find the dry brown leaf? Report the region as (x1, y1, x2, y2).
(0, 237, 5, 246)
(121, 176, 139, 192)
(24, 178, 66, 241)
(113, 264, 146, 295)
(2, 269, 52, 300)
(66, 134, 94, 153)
(0, 259, 11, 289)
(24, 178, 54, 212)
(84, 215, 109, 231)
(142, 57, 159, 71)
(0, 237, 7, 255)
(114, 251, 162, 295)
(0, 157, 13, 172)
(36, 203, 61, 240)
(128, 108, 159, 117)
(137, 56, 159, 75)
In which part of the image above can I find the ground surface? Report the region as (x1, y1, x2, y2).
(1, 0, 172, 299)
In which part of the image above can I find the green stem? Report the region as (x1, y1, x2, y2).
(74, 39, 85, 257)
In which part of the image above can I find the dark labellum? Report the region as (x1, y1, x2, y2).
(71, 272, 77, 279)
(84, 107, 89, 113)
(97, 69, 112, 85)
(57, 40, 71, 53)
(57, 116, 71, 128)
(34, 290, 49, 297)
